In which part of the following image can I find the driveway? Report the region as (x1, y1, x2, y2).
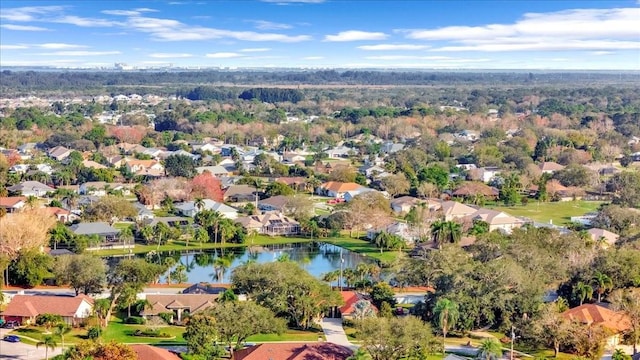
(320, 318, 357, 351)
(0, 328, 63, 360)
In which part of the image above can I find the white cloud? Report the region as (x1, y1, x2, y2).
(102, 10, 141, 16)
(39, 43, 88, 49)
(592, 51, 615, 55)
(0, 5, 64, 21)
(324, 30, 388, 42)
(249, 20, 292, 30)
(149, 53, 193, 58)
(303, 56, 324, 60)
(37, 51, 122, 56)
(0, 45, 29, 50)
(0, 24, 50, 31)
(357, 44, 430, 51)
(205, 52, 244, 58)
(240, 48, 271, 52)
(133, 8, 158, 12)
(364, 55, 490, 63)
(127, 16, 311, 42)
(403, 7, 640, 52)
(54, 15, 122, 27)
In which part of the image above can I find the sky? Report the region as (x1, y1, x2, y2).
(0, 0, 639, 70)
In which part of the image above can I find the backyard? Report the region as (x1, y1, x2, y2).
(489, 200, 604, 226)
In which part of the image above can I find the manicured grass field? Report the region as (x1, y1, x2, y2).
(323, 236, 403, 263)
(489, 200, 604, 225)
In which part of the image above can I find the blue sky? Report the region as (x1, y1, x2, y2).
(1, 0, 639, 69)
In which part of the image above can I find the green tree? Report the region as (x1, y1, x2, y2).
(82, 195, 137, 224)
(36, 313, 63, 332)
(433, 298, 459, 351)
(53, 254, 107, 296)
(529, 304, 572, 357)
(264, 181, 295, 197)
(612, 349, 632, 360)
(609, 289, 640, 355)
(499, 173, 521, 206)
(37, 335, 57, 360)
(207, 301, 285, 356)
(369, 282, 397, 309)
(8, 249, 52, 287)
(430, 220, 462, 249)
(357, 316, 440, 360)
(183, 313, 220, 357)
(476, 338, 503, 360)
(573, 281, 593, 305)
(591, 271, 613, 303)
(54, 322, 71, 350)
(164, 154, 197, 178)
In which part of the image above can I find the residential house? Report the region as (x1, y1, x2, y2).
(258, 195, 289, 212)
(0, 196, 26, 213)
(125, 159, 164, 175)
(469, 166, 502, 183)
(47, 146, 72, 161)
(224, 185, 258, 203)
(359, 164, 387, 178)
(144, 217, 193, 230)
(220, 144, 244, 157)
(79, 181, 109, 196)
(7, 181, 55, 197)
(9, 164, 29, 174)
(175, 199, 238, 219)
(130, 345, 181, 360)
(335, 291, 377, 319)
(561, 304, 631, 349)
(587, 228, 620, 249)
(133, 202, 155, 222)
(1, 295, 93, 326)
(44, 207, 77, 223)
(81, 160, 107, 170)
(529, 179, 583, 201)
(140, 294, 219, 323)
(235, 213, 300, 236)
(274, 177, 307, 192)
(317, 181, 364, 199)
(70, 222, 120, 242)
(182, 283, 231, 295)
(539, 161, 565, 174)
(106, 155, 125, 168)
(464, 208, 523, 234)
(325, 145, 354, 159)
(191, 142, 220, 153)
(17, 142, 38, 155)
(233, 343, 352, 360)
(196, 165, 231, 177)
(161, 149, 200, 161)
(452, 182, 499, 201)
(439, 201, 477, 221)
(381, 142, 404, 154)
(343, 187, 378, 202)
(282, 152, 306, 164)
(367, 221, 416, 244)
(391, 196, 422, 214)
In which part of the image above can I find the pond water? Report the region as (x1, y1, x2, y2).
(150, 242, 374, 285)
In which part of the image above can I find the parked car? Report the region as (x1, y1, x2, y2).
(2, 321, 19, 328)
(3, 335, 20, 343)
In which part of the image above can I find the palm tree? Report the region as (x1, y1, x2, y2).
(212, 256, 231, 282)
(139, 225, 155, 245)
(54, 322, 71, 350)
(592, 271, 613, 303)
(194, 197, 205, 213)
(612, 349, 630, 360)
(431, 220, 462, 249)
(433, 298, 459, 355)
(573, 281, 593, 305)
(26, 195, 38, 209)
(476, 338, 503, 360)
(322, 270, 340, 288)
(119, 226, 134, 256)
(37, 335, 57, 360)
(163, 257, 176, 284)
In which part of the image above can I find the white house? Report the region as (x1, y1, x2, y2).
(174, 199, 238, 219)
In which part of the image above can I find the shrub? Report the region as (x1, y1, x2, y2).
(124, 316, 146, 325)
(133, 328, 171, 338)
(158, 312, 174, 324)
(87, 326, 102, 339)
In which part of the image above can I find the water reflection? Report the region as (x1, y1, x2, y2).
(145, 242, 374, 284)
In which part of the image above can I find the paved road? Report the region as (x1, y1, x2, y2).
(0, 328, 63, 360)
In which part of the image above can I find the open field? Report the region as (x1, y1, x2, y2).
(489, 200, 604, 225)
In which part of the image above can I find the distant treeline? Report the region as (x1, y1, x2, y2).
(175, 86, 304, 103)
(1, 69, 639, 94)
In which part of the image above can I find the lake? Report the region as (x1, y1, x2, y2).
(150, 242, 374, 285)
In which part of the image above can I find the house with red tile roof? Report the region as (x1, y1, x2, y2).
(233, 342, 352, 360)
(44, 206, 77, 223)
(1, 295, 93, 326)
(0, 196, 26, 213)
(561, 304, 631, 348)
(130, 344, 181, 360)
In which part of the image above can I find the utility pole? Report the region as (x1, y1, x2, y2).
(510, 326, 516, 360)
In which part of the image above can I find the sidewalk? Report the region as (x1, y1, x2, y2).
(320, 318, 358, 351)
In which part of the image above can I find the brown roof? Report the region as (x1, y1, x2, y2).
(130, 344, 181, 360)
(275, 177, 307, 186)
(141, 294, 219, 316)
(320, 181, 362, 193)
(561, 304, 631, 333)
(233, 342, 353, 360)
(0, 196, 26, 208)
(2, 295, 93, 318)
(44, 207, 71, 216)
(539, 161, 565, 172)
(452, 182, 499, 197)
(339, 291, 377, 316)
(259, 195, 289, 209)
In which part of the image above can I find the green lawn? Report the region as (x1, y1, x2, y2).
(323, 236, 403, 263)
(488, 200, 603, 225)
(102, 321, 186, 344)
(247, 328, 324, 342)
